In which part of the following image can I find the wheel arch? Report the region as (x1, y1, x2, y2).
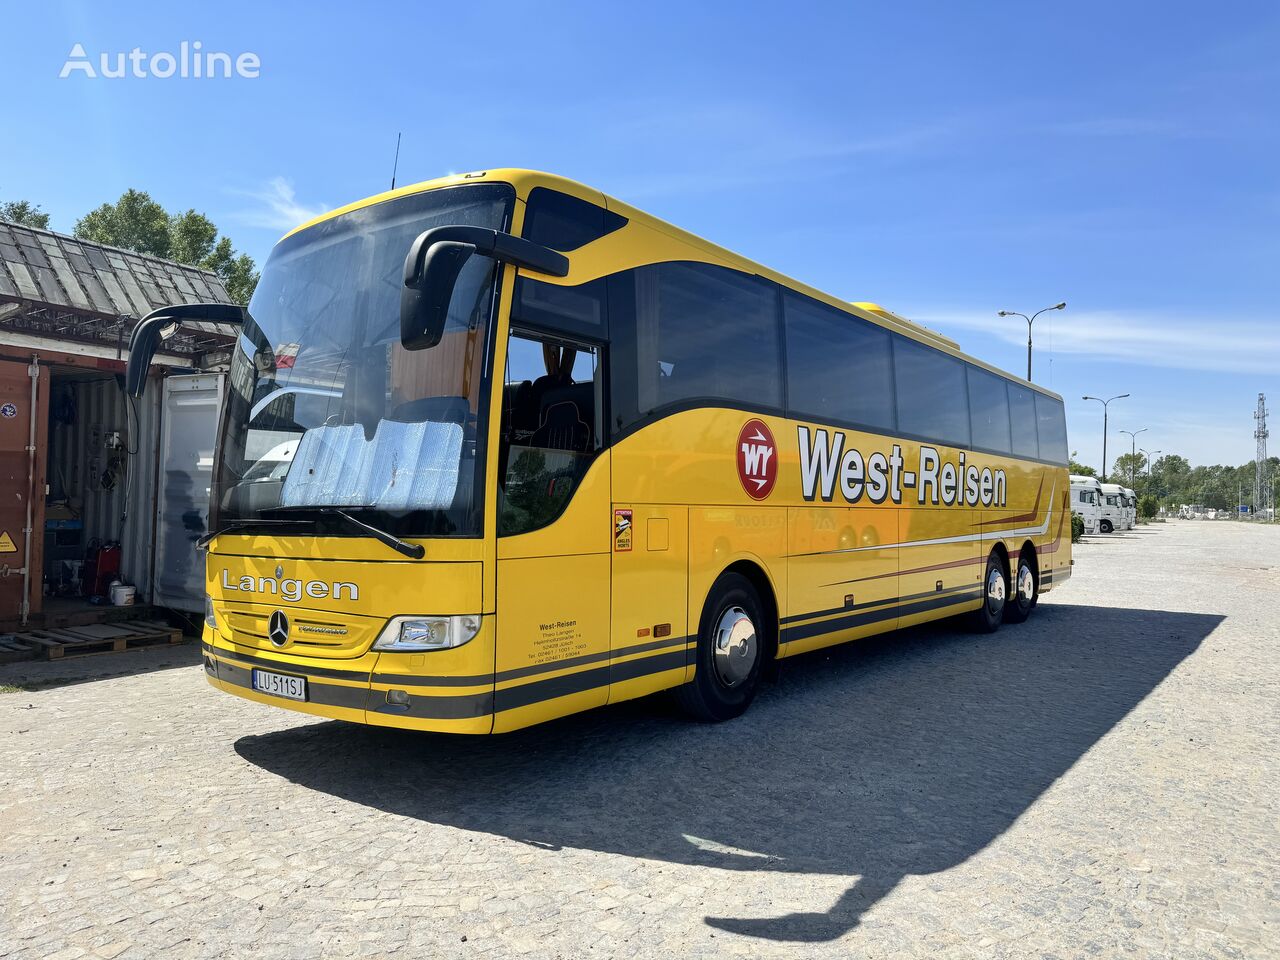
(718, 559, 780, 669)
(1018, 540, 1039, 579)
(988, 540, 1011, 582)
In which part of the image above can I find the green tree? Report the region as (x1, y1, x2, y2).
(200, 235, 259, 304)
(1070, 512, 1085, 542)
(1138, 494, 1159, 519)
(169, 209, 219, 264)
(75, 189, 172, 257)
(1068, 452, 1096, 477)
(1111, 452, 1146, 486)
(0, 198, 51, 229)
(75, 190, 259, 304)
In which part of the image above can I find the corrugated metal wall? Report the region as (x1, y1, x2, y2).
(45, 368, 162, 600)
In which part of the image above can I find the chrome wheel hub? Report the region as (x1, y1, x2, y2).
(986, 567, 1006, 610)
(713, 606, 757, 688)
(1017, 565, 1035, 602)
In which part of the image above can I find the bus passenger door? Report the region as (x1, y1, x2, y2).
(494, 331, 611, 732)
(608, 504, 689, 702)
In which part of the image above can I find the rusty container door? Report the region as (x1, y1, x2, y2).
(0, 357, 49, 623)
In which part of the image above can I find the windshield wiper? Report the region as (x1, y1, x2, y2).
(196, 519, 313, 550)
(213, 508, 425, 559)
(319, 508, 425, 559)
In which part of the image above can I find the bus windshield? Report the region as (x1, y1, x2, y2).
(215, 183, 514, 538)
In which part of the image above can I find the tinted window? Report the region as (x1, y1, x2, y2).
(522, 187, 626, 252)
(893, 337, 970, 446)
(609, 262, 783, 432)
(784, 294, 895, 431)
(513, 275, 607, 338)
(967, 365, 1012, 453)
(1035, 392, 1069, 464)
(1008, 382, 1039, 458)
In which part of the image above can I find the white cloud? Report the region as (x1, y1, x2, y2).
(229, 177, 327, 231)
(919, 309, 1280, 376)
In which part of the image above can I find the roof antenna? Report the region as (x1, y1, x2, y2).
(390, 132, 402, 191)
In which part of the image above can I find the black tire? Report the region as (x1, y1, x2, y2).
(1004, 550, 1038, 624)
(677, 572, 767, 722)
(1100, 519, 1113, 534)
(968, 550, 1007, 633)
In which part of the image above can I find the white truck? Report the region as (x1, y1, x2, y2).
(1098, 483, 1128, 533)
(1122, 487, 1138, 528)
(1070, 475, 1103, 535)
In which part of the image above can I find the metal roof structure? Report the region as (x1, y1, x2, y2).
(0, 219, 238, 361)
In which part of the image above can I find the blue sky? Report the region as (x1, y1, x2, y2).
(2, 1, 1277, 469)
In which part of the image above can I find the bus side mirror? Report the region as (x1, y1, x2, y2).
(400, 240, 475, 351)
(400, 224, 569, 352)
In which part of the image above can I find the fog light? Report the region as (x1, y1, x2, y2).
(386, 689, 410, 706)
(373, 615, 482, 652)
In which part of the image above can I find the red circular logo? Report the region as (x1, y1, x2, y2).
(736, 419, 778, 500)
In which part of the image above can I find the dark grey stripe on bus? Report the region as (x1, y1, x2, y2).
(202, 643, 371, 683)
(781, 588, 982, 644)
(368, 633, 691, 688)
(780, 582, 980, 627)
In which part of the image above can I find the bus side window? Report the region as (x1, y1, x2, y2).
(608, 261, 783, 433)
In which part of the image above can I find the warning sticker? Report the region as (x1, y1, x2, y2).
(0, 531, 17, 554)
(614, 509, 633, 552)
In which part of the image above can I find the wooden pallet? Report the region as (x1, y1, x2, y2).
(0, 619, 183, 662)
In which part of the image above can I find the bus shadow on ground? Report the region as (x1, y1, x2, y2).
(235, 603, 1221, 944)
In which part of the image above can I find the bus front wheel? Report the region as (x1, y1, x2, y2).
(968, 550, 1007, 633)
(678, 572, 765, 722)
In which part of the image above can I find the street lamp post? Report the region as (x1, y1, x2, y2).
(1141, 448, 1161, 480)
(1082, 394, 1130, 480)
(998, 301, 1067, 381)
(1119, 428, 1147, 486)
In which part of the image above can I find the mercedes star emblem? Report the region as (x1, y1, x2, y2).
(268, 610, 290, 647)
(275, 565, 284, 579)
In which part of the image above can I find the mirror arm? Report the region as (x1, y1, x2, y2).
(403, 225, 569, 288)
(125, 302, 249, 398)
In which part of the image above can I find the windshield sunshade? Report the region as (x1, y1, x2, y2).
(281, 420, 464, 511)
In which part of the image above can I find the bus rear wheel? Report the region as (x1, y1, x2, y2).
(968, 550, 1007, 633)
(1004, 552, 1038, 623)
(678, 572, 765, 722)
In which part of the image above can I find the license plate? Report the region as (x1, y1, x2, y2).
(251, 669, 307, 702)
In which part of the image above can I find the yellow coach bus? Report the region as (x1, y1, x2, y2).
(127, 169, 1072, 733)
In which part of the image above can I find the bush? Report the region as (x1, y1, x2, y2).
(1071, 512, 1085, 542)
(1139, 495, 1159, 520)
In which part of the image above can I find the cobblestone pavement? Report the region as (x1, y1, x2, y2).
(1, 522, 1276, 959)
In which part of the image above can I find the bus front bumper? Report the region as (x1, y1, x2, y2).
(201, 633, 497, 735)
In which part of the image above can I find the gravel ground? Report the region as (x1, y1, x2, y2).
(0, 520, 1275, 959)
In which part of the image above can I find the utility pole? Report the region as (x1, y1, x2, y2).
(1254, 393, 1268, 522)
(999, 302, 1066, 381)
(1083, 394, 1129, 480)
(1119, 427, 1146, 487)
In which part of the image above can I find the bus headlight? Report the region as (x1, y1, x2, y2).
(204, 595, 217, 630)
(373, 615, 482, 652)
